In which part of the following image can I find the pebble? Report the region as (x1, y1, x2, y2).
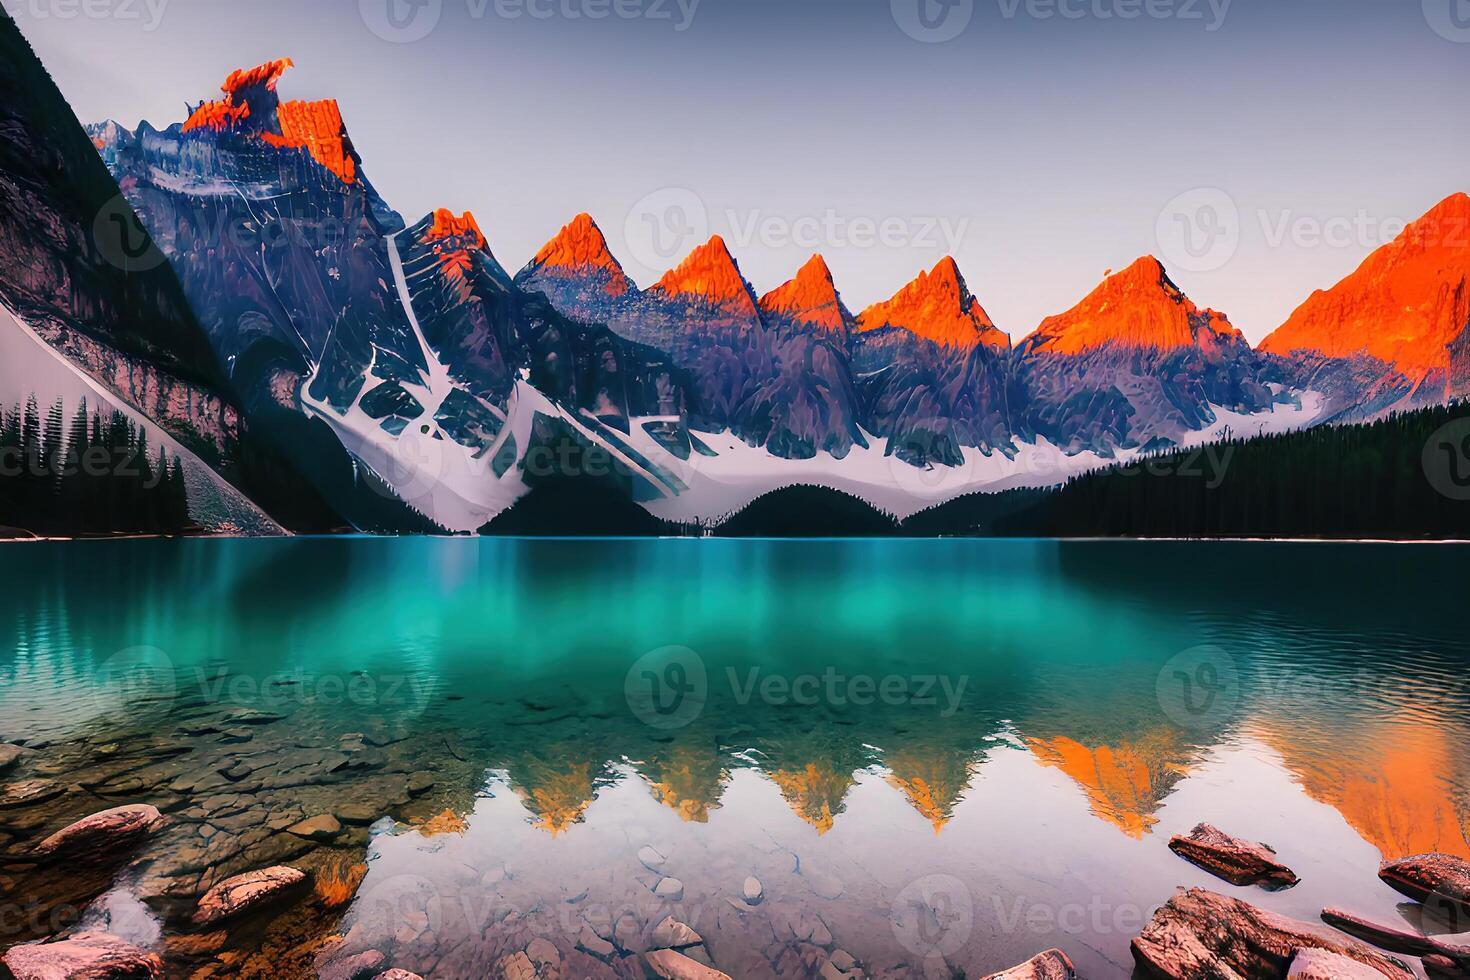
(743, 876, 764, 905)
(286, 814, 342, 841)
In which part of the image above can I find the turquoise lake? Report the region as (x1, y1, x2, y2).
(1, 539, 1468, 978)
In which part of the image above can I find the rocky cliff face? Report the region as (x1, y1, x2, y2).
(1017, 258, 1281, 453)
(0, 10, 237, 461)
(852, 259, 1016, 465)
(518, 226, 868, 461)
(1261, 192, 1470, 415)
(856, 257, 1010, 352)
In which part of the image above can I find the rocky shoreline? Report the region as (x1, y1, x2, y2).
(5, 702, 1470, 979)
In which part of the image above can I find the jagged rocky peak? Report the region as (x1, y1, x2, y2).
(1022, 256, 1241, 355)
(758, 254, 853, 335)
(1260, 191, 1470, 379)
(855, 257, 1010, 351)
(421, 208, 489, 282)
(649, 235, 759, 315)
(182, 57, 358, 184)
(522, 213, 634, 297)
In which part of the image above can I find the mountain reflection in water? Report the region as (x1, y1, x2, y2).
(0, 539, 1467, 978)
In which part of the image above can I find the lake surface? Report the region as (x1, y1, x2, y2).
(1, 539, 1468, 978)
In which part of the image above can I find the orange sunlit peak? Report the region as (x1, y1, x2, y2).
(1020, 255, 1241, 355)
(855, 256, 1009, 351)
(1259, 191, 1470, 377)
(758, 254, 850, 333)
(221, 58, 295, 97)
(652, 236, 757, 311)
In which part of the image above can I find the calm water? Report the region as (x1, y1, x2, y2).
(1, 539, 1469, 978)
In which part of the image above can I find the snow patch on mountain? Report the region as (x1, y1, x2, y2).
(636, 392, 1325, 524)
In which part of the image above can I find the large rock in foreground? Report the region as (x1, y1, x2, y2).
(1130, 888, 1413, 980)
(192, 866, 308, 926)
(2, 932, 162, 979)
(644, 949, 732, 980)
(1379, 853, 1470, 921)
(1168, 823, 1300, 890)
(981, 948, 1078, 979)
(33, 805, 164, 861)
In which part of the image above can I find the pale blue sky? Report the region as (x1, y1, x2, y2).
(9, 0, 1468, 342)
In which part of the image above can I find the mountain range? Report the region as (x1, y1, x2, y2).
(5, 39, 1469, 533)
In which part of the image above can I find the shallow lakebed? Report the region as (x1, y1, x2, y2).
(1, 538, 1468, 978)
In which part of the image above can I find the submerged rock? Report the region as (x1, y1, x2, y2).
(285, 814, 342, 841)
(980, 949, 1077, 979)
(645, 948, 731, 980)
(0, 742, 29, 773)
(33, 805, 164, 861)
(638, 844, 667, 870)
(1288, 949, 1392, 979)
(1130, 888, 1413, 979)
(375, 972, 426, 980)
(650, 915, 703, 950)
(653, 876, 685, 901)
(0, 778, 63, 809)
(1168, 823, 1300, 890)
(1379, 854, 1470, 921)
(192, 866, 309, 927)
(498, 951, 538, 980)
(743, 876, 764, 905)
(1319, 908, 1470, 964)
(2, 931, 163, 980)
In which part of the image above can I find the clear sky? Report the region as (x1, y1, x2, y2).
(8, 0, 1468, 343)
